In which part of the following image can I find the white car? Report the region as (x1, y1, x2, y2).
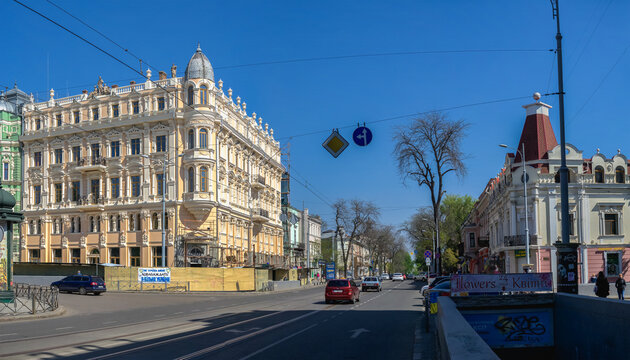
(380, 274, 390, 280)
(392, 273, 404, 281)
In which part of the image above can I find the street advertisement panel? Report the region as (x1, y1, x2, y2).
(451, 273, 553, 295)
(0, 225, 7, 291)
(325, 262, 335, 280)
(138, 268, 171, 283)
(461, 308, 554, 348)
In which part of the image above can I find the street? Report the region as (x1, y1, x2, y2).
(0, 280, 425, 359)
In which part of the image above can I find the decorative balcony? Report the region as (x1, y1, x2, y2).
(182, 191, 216, 220)
(76, 157, 106, 172)
(252, 175, 265, 190)
(77, 195, 105, 211)
(181, 148, 215, 165)
(252, 208, 270, 223)
(502, 234, 538, 248)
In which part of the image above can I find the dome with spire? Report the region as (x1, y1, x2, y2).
(184, 44, 214, 82)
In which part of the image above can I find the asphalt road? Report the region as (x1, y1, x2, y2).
(0, 280, 425, 360)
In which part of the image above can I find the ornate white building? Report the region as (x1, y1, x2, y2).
(20, 46, 285, 268)
(463, 95, 630, 284)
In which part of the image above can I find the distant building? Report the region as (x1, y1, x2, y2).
(464, 94, 630, 284)
(19, 46, 284, 267)
(0, 84, 29, 261)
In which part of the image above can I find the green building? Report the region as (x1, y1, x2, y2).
(0, 84, 29, 261)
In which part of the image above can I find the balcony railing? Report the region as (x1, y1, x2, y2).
(503, 234, 538, 247)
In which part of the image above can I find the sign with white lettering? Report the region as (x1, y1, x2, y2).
(138, 268, 171, 283)
(451, 273, 553, 295)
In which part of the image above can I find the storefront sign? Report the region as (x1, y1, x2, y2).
(138, 268, 171, 283)
(451, 273, 553, 295)
(325, 262, 335, 280)
(462, 308, 554, 348)
(515, 249, 526, 258)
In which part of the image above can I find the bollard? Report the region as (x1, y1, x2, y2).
(164, 282, 167, 292)
(187, 281, 190, 292)
(31, 295, 36, 315)
(425, 297, 430, 332)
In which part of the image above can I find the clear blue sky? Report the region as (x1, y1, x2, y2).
(3, 0, 628, 231)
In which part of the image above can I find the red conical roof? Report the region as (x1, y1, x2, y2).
(515, 101, 557, 164)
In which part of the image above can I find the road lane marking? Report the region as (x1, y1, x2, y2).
(55, 327, 73, 331)
(85, 311, 283, 360)
(238, 323, 318, 360)
(0, 333, 17, 337)
(102, 321, 118, 325)
(175, 310, 322, 360)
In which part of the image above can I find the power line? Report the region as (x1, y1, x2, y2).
(214, 49, 553, 70)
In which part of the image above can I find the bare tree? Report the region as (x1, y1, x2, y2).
(393, 112, 468, 273)
(333, 199, 379, 278)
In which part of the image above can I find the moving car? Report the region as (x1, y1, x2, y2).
(325, 279, 360, 304)
(380, 273, 390, 281)
(361, 276, 382, 292)
(51, 275, 106, 295)
(421, 276, 450, 297)
(392, 273, 404, 281)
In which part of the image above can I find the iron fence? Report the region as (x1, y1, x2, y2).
(0, 284, 59, 317)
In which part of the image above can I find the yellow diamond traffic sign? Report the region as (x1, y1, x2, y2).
(322, 129, 349, 158)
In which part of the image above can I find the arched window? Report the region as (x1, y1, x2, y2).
(37, 220, 41, 234)
(71, 218, 76, 233)
(187, 86, 194, 105)
(615, 166, 625, 184)
(110, 215, 115, 232)
(188, 129, 195, 149)
(164, 212, 169, 230)
(200, 166, 208, 192)
(96, 216, 101, 232)
(595, 166, 604, 183)
(199, 129, 208, 148)
(199, 85, 208, 105)
(29, 220, 35, 235)
(89, 216, 95, 232)
(152, 212, 159, 230)
(188, 167, 195, 192)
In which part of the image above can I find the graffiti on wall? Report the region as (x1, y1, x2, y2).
(462, 309, 554, 348)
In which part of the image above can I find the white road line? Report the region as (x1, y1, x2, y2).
(238, 323, 318, 360)
(175, 310, 321, 360)
(173, 312, 184, 315)
(0, 333, 17, 337)
(55, 327, 73, 331)
(102, 321, 118, 325)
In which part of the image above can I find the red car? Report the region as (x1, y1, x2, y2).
(325, 279, 360, 304)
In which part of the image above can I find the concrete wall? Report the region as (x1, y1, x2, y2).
(271, 280, 301, 291)
(436, 297, 499, 360)
(103, 267, 257, 291)
(554, 293, 630, 359)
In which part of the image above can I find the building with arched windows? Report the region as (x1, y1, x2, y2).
(462, 94, 630, 286)
(19, 46, 285, 268)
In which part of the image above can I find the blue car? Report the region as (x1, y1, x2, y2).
(51, 275, 106, 295)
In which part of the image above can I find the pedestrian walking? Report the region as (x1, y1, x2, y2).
(595, 271, 610, 298)
(615, 274, 626, 300)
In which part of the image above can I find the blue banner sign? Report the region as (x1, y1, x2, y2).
(138, 268, 171, 283)
(326, 262, 335, 280)
(461, 309, 554, 348)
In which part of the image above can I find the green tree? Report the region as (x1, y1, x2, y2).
(439, 194, 476, 252)
(441, 248, 459, 273)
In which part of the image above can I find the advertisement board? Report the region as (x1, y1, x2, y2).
(138, 268, 171, 283)
(461, 308, 554, 348)
(325, 262, 335, 280)
(451, 273, 553, 295)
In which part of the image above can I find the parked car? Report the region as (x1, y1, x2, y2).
(392, 273, 404, 281)
(421, 276, 450, 297)
(325, 279, 360, 304)
(51, 275, 106, 295)
(380, 274, 390, 281)
(428, 281, 451, 297)
(361, 277, 382, 292)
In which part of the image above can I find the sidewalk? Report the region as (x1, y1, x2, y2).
(0, 305, 66, 323)
(412, 301, 437, 360)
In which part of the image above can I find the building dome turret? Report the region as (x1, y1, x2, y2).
(184, 44, 214, 82)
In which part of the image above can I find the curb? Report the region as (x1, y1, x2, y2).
(0, 305, 66, 323)
(412, 304, 437, 360)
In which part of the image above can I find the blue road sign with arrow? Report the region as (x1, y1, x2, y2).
(352, 126, 373, 146)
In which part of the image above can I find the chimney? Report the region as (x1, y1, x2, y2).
(515, 92, 557, 164)
(159, 71, 167, 80)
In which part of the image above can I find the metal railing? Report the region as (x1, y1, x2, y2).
(0, 284, 59, 317)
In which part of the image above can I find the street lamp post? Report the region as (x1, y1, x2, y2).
(500, 143, 531, 271)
